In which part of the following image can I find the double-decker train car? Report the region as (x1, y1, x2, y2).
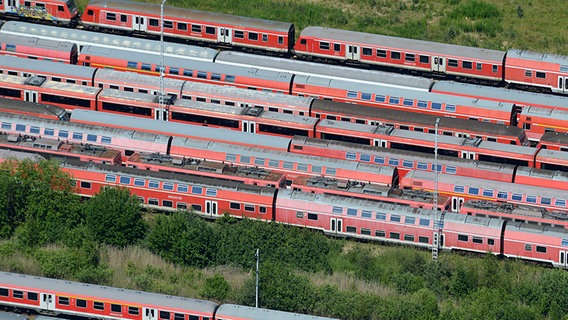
(0, 0, 78, 25)
(80, 0, 295, 53)
(0, 33, 77, 64)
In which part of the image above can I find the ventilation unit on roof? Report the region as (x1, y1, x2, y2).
(24, 75, 47, 87)
(241, 106, 264, 117)
(153, 93, 177, 105)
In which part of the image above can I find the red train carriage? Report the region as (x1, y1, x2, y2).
(81, 0, 294, 53)
(441, 214, 504, 254)
(517, 107, 568, 141)
(294, 26, 506, 82)
(0, 99, 67, 120)
(0, 33, 77, 64)
(513, 167, 568, 191)
(309, 98, 528, 146)
(537, 132, 568, 151)
(0, 0, 79, 25)
(68, 158, 277, 220)
(0, 55, 95, 84)
(505, 49, 568, 95)
(0, 74, 99, 111)
(535, 149, 568, 172)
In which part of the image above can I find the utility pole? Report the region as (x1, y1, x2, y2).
(159, 0, 166, 121)
(432, 118, 445, 261)
(255, 249, 260, 308)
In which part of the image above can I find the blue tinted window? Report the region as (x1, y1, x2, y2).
(101, 136, 111, 144)
(177, 184, 188, 193)
(226, 154, 237, 162)
(311, 165, 322, 174)
(332, 206, 343, 214)
(361, 93, 372, 100)
(375, 95, 386, 102)
(417, 100, 427, 108)
(402, 160, 413, 168)
(526, 195, 537, 203)
(58, 130, 68, 138)
(127, 61, 137, 69)
(240, 155, 251, 164)
(44, 128, 54, 136)
(141, 63, 151, 71)
(431, 102, 442, 110)
(376, 213, 386, 220)
(419, 218, 430, 227)
(268, 159, 279, 167)
(105, 174, 117, 182)
(134, 178, 145, 187)
(326, 167, 336, 176)
(283, 161, 294, 169)
(148, 180, 160, 189)
(192, 186, 203, 194)
(169, 67, 179, 75)
(119, 176, 131, 184)
(346, 152, 357, 160)
(390, 215, 401, 222)
(206, 188, 217, 197)
(197, 71, 207, 79)
(30, 126, 40, 134)
(163, 183, 174, 191)
(388, 158, 399, 166)
(347, 208, 357, 216)
(1, 122, 10, 129)
(446, 166, 456, 174)
(211, 73, 221, 81)
(183, 69, 193, 77)
(347, 91, 358, 99)
(511, 193, 523, 201)
(454, 185, 465, 193)
(405, 217, 415, 225)
(226, 75, 235, 83)
(468, 187, 479, 195)
(497, 191, 508, 199)
(556, 199, 566, 207)
(15, 124, 26, 132)
(388, 97, 400, 104)
(374, 156, 385, 164)
(431, 164, 442, 172)
(362, 210, 372, 218)
(445, 104, 456, 112)
(87, 134, 97, 142)
(360, 154, 371, 162)
(403, 98, 413, 106)
(417, 162, 428, 170)
(483, 189, 494, 197)
(72, 132, 83, 140)
(541, 197, 551, 205)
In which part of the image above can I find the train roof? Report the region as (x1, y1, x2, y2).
(0, 21, 218, 61)
(85, 0, 294, 33)
(515, 167, 568, 183)
(504, 220, 568, 239)
(170, 138, 396, 176)
(310, 99, 525, 137)
(0, 272, 219, 313)
(507, 49, 568, 67)
(540, 132, 568, 145)
(94, 68, 185, 94)
(80, 46, 293, 81)
(462, 200, 568, 223)
(0, 98, 67, 120)
(432, 81, 568, 108)
(291, 136, 518, 173)
(69, 109, 292, 151)
(0, 112, 171, 145)
(214, 51, 433, 91)
(522, 106, 568, 120)
(405, 170, 567, 200)
(277, 189, 436, 218)
(0, 55, 96, 80)
(215, 304, 338, 320)
(443, 211, 505, 230)
(0, 33, 75, 52)
(300, 26, 506, 62)
(535, 149, 568, 162)
(0, 148, 46, 162)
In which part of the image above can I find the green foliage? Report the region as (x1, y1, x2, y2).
(145, 211, 216, 268)
(84, 187, 147, 247)
(200, 274, 231, 301)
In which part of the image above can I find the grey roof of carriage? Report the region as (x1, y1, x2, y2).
(216, 303, 339, 320)
(507, 49, 568, 67)
(0, 21, 218, 61)
(536, 149, 568, 161)
(515, 167, 568, 183)
(432, 81, 568, 108)
(0, 272, 218, 313)
(214, 51, 434, 91)
(0, 148, 46, 162)
(86, 0, 293, 32)
(69, 109, 292, 151)
(0, 33, 74, 51)
(521, 106, 568, 120)
(300, 26, 506, 62)
(540, 132, 568, 144)
(0, 55, 96, 79)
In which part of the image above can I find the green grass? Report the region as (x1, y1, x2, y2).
(74, 0, 567, 55)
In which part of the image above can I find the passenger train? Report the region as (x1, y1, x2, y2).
(1, 0, 566, 94)
(0, 272, 337, 320)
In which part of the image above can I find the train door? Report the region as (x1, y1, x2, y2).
(40, 293, 55, 311)
(24, 90, 38, 103)
(153, 108, 168, 121)
(431, 56, 446, 73)
(461, 151, 476, 160)
(373, 139, 387, 148)
(451, 197, 464, 212)
(330, 218, 342, 234)
(133, 16, 147, 32)
(559, 251, 568, 268)
(205, 200, 218, 217)
(242, 121, 256, 133)
(345, 45, 360, 61)
(558, 76, 568, 94)
(217, 28, 232, 45)
(456, 132, 470, 138)
(143, 308, 158, 320)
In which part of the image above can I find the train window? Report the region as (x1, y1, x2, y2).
(526, 195, 537, 203)
(472, 237, 483, 244)
(311, 165, 322, 174)
(191, 24, 201, 33)
(164, 21, 173, 29)
(376, 49, 387, 58)
(492, 65, 498, 73)
(388, 158, 399, 166)
(524, 244, 532, 251)
(511, 193, 523, 201)
(346, 226, 356, 233)
(432, 164, 442, 172)
(297, 163, 308, 171)
(431, 102, 442, 110)
(404, 234, 415, 241)
(259, 206, 267, 214)
(482, 189, 494, 197)
(191, 186, 203, 194)
(524, 70, 532, 77)
(240, 155, 251, 164)
(211, 73, 222, 81)
(119, 176, 131, 185)
(197, 71, 207, 79)
(347, 208, 357, 216)
(468, 187, 479, 195)
(390, 232, 400, 239)
(134, 178, 145, 187)
(319, 42, 330, 50)
(331, 206, 343, 214)
(405, 53, 415, 62)
(262, 34, 268, 42)
(390, 215, 401, 222)
(296, 211, 304, 219)
(191, 204, 202, 212)
(206, 26, 215, 35)
(404, 217, 415, 225)
(149, 19, 158, 26)
(162, 200, 173, 208)
(359, 228, 371, 236)
(11, 290, 23, 299)
(173, 313, 184, 320)
(345, 152, 357, 160)
(106, 12, 116, 20)
(536, 71, 546, 78)
(388, 97, 400, 104)
(361, 210, 372, 218)
(497, 191, 508, 199)
(417, 162, 428, 170)
(254, 158, 265, 166)
(282, 161, 294, 170)
(248, 32, 258, 41)
(402, 160, 413, 168)
(555, 199, 566, 207)
(419, 55, 429, 64)
(51, 77, 61, 82)
(65, 79, 76, 84)
(360, 92, 372, 100)
(541, 197, 551, 205)
(140, 64, 151, 71)
(458, 234, 468, 242)
(448, 59, 458, 68)
(148, 180, 160, 189)
(268, 159, 279, 168)
(128, 307, 140, 316)
(120, 14, 127, 22)
(346, 91, 358, 99)
(374, 156, 385, 164)
(234, 30, 244, 38)
(206, 188, 217, 197)
(278, 36, 284, 44)
(177, 184, 188, 193)
(375, 95, 386, 102)
(376, 213, 386, 220)
(244, 204, 255, 212)
(307, 213, 318, 220)
(27, 292, 38, 301)
(94, 301, 104, 310)
(375, 230, 386, 237)
(402, 98, 414, 106)
(487, 239, 495, 246)
(73, 299, 87, 308)
(175, 23, 187, 31)
(536, 246, 547, 253)
(419, 218, 430, 227)
(14, 124, 25, 132)
(105, 174, 116, 183)
(360, 154, 371, 162)
(362, 47, 372, 56)
(453, 185, 465, 193)
(325, 167, 336, 176)
(80, 181, 91, 189)
(163, 183, 174, 191)
(462, 61, 473, 69)
(330, 43, 340, 52)
(148, 198, 159, 206)
(390, 51, 401, 60)
(419, 236, 429, 243)
(160, 311, 171, 320)
(446, 166, 456, 174)
(111, 304, 122, 313)
(476, 63, 482, 71)
(226, 154, 237, 162)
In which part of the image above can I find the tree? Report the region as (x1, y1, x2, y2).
(84, 187, 147, 247)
